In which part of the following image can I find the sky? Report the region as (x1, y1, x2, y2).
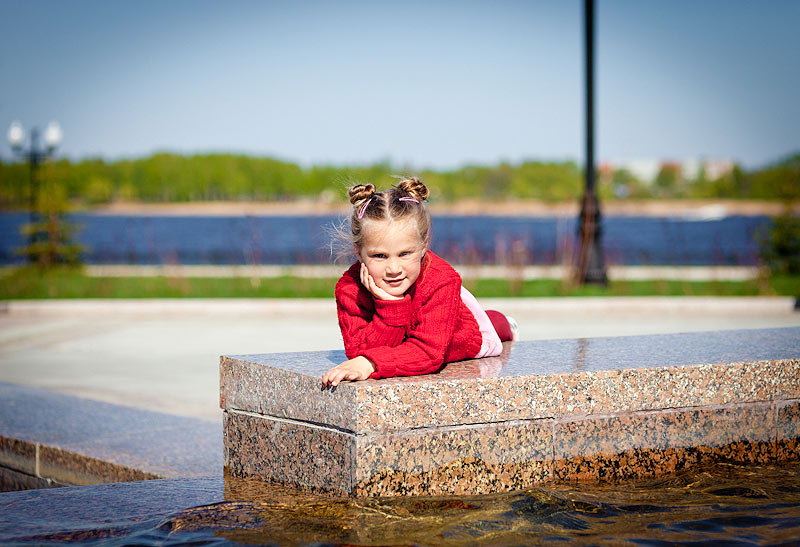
(1, 0, 798, 170)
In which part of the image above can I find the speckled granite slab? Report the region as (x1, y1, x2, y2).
(221, 327, 800, 496)
(0, 383, 222, 490)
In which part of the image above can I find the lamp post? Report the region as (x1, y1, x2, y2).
(574, 0, 608, 285)
(7, 121, 63, 258)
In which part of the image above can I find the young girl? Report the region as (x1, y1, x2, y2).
(321, 177, 517, 387)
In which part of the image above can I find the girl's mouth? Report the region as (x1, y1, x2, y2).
(385, 279, 405, 287)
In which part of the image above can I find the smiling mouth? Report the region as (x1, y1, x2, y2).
(385, 279, 405, 286)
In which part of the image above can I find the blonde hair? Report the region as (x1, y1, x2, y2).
(346, 177, 432, 253)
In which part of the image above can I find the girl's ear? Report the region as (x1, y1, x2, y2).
(353, 243, 361, 260)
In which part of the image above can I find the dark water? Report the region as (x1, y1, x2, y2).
(0, 213, 772, 266)
(2, 463, 799, 546)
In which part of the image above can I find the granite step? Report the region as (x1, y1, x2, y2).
(0, 383, 222, 491)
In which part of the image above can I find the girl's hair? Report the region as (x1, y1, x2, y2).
(347, 177, 432, 251)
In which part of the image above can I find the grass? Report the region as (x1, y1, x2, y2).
(1, 267, 798, 299)
(467, 275, 798, 297)
(0, 269, 335, 299)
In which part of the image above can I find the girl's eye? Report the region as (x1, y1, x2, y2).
(399, 251, 412, 257)
(373, 253, 387, 259)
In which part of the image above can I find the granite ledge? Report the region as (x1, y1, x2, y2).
(220, 327, 800, 435)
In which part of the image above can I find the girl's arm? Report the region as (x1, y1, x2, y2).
(336, 272, 412, 356)
(358, 274, 463, 379)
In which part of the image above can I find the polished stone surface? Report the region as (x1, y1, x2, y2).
(0, 383, 222, 486)
(226, 327, 800, 378)
(222, 327, 800, 496)
(224, 410, 355, 494)
(221, 327, 800, 434)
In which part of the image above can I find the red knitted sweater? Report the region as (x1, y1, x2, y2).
(335, 251, 482, 379)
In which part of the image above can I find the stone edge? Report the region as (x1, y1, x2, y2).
(1, 435, 161, 490)
(220, 357, 800, 435)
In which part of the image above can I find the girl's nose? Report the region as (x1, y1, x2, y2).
(386, 259, 401, 274)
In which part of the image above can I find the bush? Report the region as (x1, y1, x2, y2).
(759, 212, 800, 275)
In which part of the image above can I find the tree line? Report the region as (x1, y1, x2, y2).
(0, 152, 797, 208)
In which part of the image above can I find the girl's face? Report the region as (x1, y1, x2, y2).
(357, 218, 426, 298)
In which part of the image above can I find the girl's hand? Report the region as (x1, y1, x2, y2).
(321, 356, 375, 388)
(360, 263, 402, 301)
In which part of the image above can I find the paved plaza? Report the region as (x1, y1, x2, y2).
(1, 297, 798, 422)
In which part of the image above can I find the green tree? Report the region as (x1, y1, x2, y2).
(17, 167, 82, 268)
(1, 151, 798, 207)
(610, 167, 649, 199)
(759, 212, 800, 275)
(654, 163, 682, 197)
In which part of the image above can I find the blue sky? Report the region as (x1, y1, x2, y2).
(1, 0, 798, 169)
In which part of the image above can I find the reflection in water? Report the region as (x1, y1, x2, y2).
(3, 463, 799, 546)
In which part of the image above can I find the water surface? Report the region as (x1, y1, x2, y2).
(1, 462, 799, 546)
(0, 213, 772, 266)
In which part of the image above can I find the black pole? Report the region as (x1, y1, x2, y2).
(28, 128, 41, 252)
(586, 0, 594, 195)
(575, 0, 607, 285)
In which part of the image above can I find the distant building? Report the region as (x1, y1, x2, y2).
(613, 158, 662, 184)
(603, 158, 734, 184)
(597, 162, 615, 185)
(702, 159, 735, 180)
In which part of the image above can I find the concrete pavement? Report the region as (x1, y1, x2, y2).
(1, 297, 798, 422)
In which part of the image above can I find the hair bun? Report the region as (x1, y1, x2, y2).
(396, 177, 429, 202)
(348, 183, 376, 206)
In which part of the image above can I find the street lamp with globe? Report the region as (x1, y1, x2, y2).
(6, 121, 63, 259)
